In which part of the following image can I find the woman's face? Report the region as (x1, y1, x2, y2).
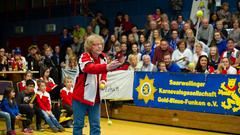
(10, 90, 16, 99)
(222, 58, 230, 67)
(91, 39, 103, 55)
(25, 73, 32, 80)
(132, 44, 138, 53)
(111, 35, 116, 42)
(195, 44, 202, 53)
(153, 30, 160, 38)
(214, 32, 221, 41)
(200, 57, 208, 67)
(130, 57, 137, 67)
(179, 42, 186, 51)
(44, 69, 50, 77)
(233, 20, 239, 29)
(210, 47, 217, 56)
(140, 35, 145, 43)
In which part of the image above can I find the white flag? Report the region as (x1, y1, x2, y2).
(100, 70, 134, 100)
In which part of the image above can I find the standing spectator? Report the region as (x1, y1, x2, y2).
(197, 18, 214, 47)
(122, 14, 134, 34)
(141, 55, 157, 72)
(161, 21, 171, 42)
(60, 28, 73, 63)
(152, 39, 173, 65)
(71, 36, 82, 56)
(26, 45, 41, 73)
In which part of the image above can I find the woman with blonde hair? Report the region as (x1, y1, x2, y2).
(72, 34, 121, 135)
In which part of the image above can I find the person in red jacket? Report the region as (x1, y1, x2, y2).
(72, 34, 120, 135)
(18, 71, 38, 93)
(60, 76, 73, 127)
(36, 79, 64, 132)
(39, 67, 57, 92)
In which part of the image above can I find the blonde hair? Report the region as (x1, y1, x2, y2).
(63, 76, 72, 84)
(84, 34, 104, 53)
(128, 54, 138, 62)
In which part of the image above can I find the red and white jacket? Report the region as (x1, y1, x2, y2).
(221, 48, 239, 64)
(39, 77, 57, 92)
(72, 52, 107, 106)
(18, 79, 38, 93)
(60, 87, 73, 107)
(36, 91, 51, 111)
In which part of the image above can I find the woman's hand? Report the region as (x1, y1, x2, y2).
(107, 60, 121, 71)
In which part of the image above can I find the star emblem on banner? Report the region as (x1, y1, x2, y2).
(136, 75, 156, 104)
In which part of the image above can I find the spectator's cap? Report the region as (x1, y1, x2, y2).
(116, 51, 124, 60)
(14, 48, 21, 55)
(28, 45, 38, 51)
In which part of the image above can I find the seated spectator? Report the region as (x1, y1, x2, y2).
(197, 18, 214, 47)
(217, 57, 237, 74)
(152, 39, 173, 65)
(0, 48, 8, 71)
(36, 80, 65, 132)
(42, 46, 59, 84)
(172, 40, 193, 72)
(106, 34, 120, 56)
(158, 62, 167, 72)
(128, 54, 142, 71)
(193, 42, 208, 64)
(71, 36, 82, 56)
(185, 29, 195, 51)
(17, 80, 42, 133)
(221, 38, 239, 66)
(163, 53, 181, 72)
(11, 48, 27, 71)
(65, 56, 78, 70)
(18, 71, 38, 93)
(40, 67, 57, 92)
(90, 18, 100, 35)
(26, 45, 42, 73)
(160, 22, 171, 42)
(217, 2, 231, 28)
(209, 12, 219, 29)
(142, 41, 154, 61)
(152, 29, 161, 46)
(209, 46, 221, 70)
(64, 47, 76, 67)
(131, 25, 140, 43)
(128, 33, 137, 45)
(141, 55, 157, 72)
(115, 52, 129, 70)
(129, 43, 142, 62)
(180, 22, 192, 39)
(228, 19, 240, 49)
(138, 34, 146, 53)
(215, 20, 228, 39)
(211, 31, 227, 56)
(169, 30, 180, 50)
(120, 43, 129, 60)
(1, 87, 31, 134)
(60, 76, 73, 128)
(194, 55, 215, 74)
(0, 110, 13, 135)
(73, 24, 86, 42)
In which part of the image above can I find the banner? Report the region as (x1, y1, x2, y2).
(190, 0, 210, 24)
(133, 72, 240, 115)
(101, 70, 134, 100)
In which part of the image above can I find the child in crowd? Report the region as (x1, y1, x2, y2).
(11, 48, 27, 71)
(18, 70, 38, 92)
(60, 76, 73, 127)
(0, 110, 12, 135)
(158, 62, 167, 72)
(40, 67, 57, 92)
(0, 87, 30, 134)
(36, 79, 65, 132)
(17, 79, 43, 132)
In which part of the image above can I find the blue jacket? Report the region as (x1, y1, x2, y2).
(216, 39, 227, 56)
(167, 63, 181, 72)
(0, 98, 19, 117)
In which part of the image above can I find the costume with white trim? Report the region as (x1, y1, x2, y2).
(60, 87, 73, 107)
(72, 52, 107, 106)
(36, 91, 51, 111)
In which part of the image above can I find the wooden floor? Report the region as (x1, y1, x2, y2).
(3, 118, 230, 135)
